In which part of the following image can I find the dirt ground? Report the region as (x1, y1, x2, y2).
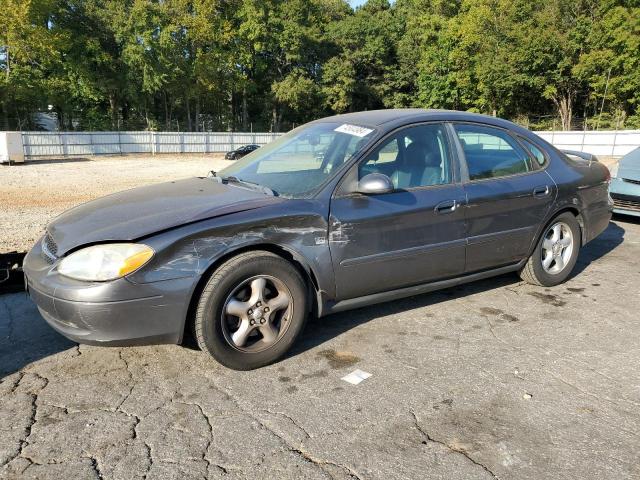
(0, 155, 233, 253)
(0, 154, 621, 254)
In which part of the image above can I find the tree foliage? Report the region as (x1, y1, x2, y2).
(0, 0, 638, 131)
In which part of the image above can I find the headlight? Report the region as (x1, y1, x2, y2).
(609, 164, 618, 178)
(58, 243, 154, 281)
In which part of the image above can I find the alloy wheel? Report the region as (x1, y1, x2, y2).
(541, 221, 574, 274)
(221, 275, 293, 352)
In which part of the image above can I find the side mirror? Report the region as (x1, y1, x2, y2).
(357, 173, 394, 195)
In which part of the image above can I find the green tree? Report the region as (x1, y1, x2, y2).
(0, 0, 64, 128)
(1, 0, 638, 132)
(574, 1, 640, 128)
(321, 0, 401, 113)
(393, 0, 466, 110)
(52, 0, 132, 129)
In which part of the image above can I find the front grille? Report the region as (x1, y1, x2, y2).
(41, 233, 58, 264)
(612, 197, 640, 213)
(622, 177, 640, 186)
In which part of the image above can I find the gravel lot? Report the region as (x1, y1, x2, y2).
(1, 214, 639, 479)
(0, 155, 232, 253)
(1, 154, 621, 255)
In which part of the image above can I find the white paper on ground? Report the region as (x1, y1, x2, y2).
(341, 369, 372, 385)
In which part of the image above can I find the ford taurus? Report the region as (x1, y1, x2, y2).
(23, 110, 613, 370)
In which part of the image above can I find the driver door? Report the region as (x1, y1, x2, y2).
(328, 123, 467, 300)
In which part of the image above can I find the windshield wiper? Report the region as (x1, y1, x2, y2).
(221, 175, 277, 196)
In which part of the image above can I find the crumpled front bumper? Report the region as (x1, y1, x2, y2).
(23, 238, 196, 346)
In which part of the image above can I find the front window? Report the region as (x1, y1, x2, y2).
(359, 124, 452, 189)
(218, 122, 376, 197)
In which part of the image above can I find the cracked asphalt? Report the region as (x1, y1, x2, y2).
(1, 216, 639, 479)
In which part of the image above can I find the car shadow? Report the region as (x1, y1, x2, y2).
(0, 293, 76, 379)
(291, 219, 627, 360)
(289, 273, 520, 360)
(570, 219, 627, 277)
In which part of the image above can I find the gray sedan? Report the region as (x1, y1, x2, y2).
(23, 109, 613, 370)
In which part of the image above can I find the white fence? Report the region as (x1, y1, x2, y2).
(6, 128, 640, 160)
(535, 130, 640, 157)
(20, 131, 282, 159)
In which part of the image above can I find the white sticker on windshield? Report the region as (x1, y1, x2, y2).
(334, 124, 374, 138)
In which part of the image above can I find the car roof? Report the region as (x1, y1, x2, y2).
(313, 108, 528, 134)
(315, 109, 435, 126)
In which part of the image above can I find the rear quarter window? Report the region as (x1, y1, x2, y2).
(519, 137, 547, 167)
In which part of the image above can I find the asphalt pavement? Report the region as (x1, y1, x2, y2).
(1, 216, 639, 479)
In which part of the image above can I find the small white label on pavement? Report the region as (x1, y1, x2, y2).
(341, 369, 372, 385)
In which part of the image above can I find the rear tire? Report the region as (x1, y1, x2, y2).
(194, 251, 308, 370)
(520, 212, 581, 287)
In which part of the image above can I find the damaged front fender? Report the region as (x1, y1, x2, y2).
(127, 200, 336, 300)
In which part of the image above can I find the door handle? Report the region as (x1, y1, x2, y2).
(434, 199, 458, 214)
(533, 185, 550, 198)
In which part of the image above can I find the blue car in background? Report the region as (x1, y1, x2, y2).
(610, 147, 640, 217)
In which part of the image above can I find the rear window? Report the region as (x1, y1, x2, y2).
(455, 124, 532, 180)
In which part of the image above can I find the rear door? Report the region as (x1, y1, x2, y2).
(452, 123, 556, 273)
(329, 123, 467, 300)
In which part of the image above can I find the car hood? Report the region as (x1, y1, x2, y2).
(47, 177, 283, 255)
(617, 147, 640, 181)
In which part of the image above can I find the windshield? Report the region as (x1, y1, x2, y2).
(217, 122, 377, 198)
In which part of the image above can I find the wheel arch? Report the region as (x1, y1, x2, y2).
(182, 243, 320, 343)
(528, 206, 584, 259)
(552, 206, 585, 245)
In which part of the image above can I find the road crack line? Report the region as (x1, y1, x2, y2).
(261, 408, 312, 439)
(174, 400, 214, 474)
(205, 379, 361, 479)
(1, 372, 50, 469)
(85, 454, 105, 480)
(410, 411, 498, 479)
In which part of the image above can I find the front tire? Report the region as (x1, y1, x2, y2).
(520, 212, 581, 287)
(194, 251, 308, 370)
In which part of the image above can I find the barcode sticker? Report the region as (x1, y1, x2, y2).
(334, 124, 374, 138)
